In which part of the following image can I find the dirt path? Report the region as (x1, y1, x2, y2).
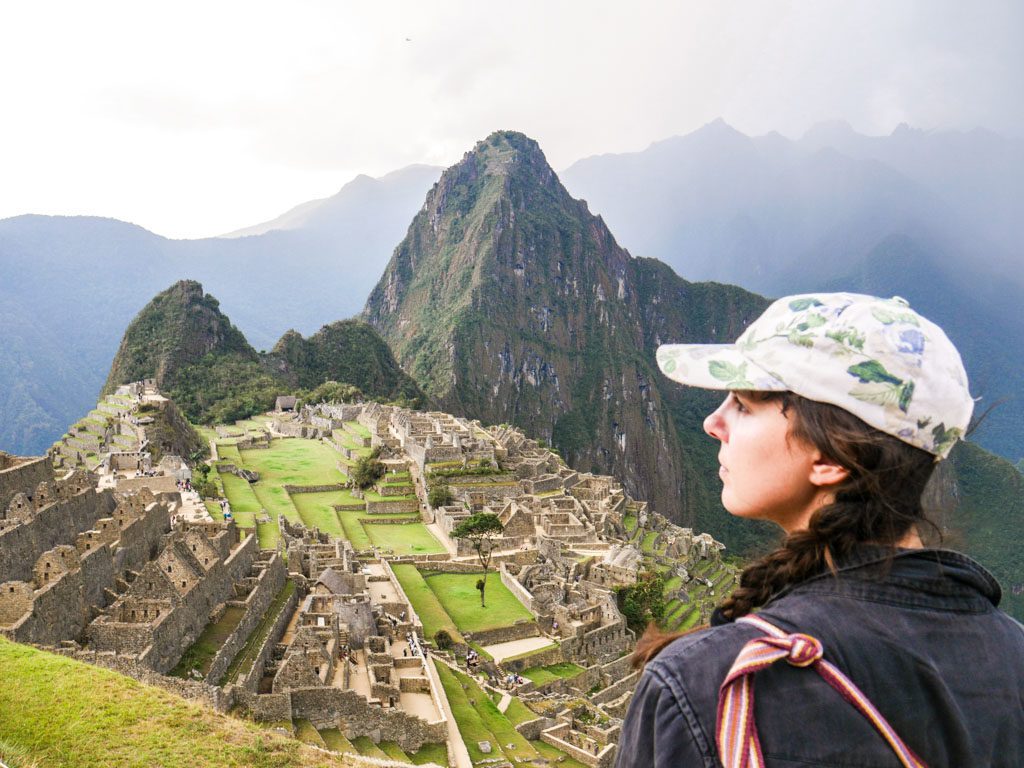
(480, 636, 556, 663)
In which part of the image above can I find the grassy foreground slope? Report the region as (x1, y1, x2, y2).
(0, 639, 351, 768)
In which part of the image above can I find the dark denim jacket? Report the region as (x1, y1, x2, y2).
(616, 548, 1024, 767)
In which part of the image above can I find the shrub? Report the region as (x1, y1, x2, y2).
(428, 484, 454, 508)
(351, 448, 385, 490)
(434, 629, 454, 651)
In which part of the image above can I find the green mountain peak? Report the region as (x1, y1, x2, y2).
(365, 131, 769, 538)
(103, 280, 256, 395)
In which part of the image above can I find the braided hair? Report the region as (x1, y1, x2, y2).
(632, 391, 938, 668)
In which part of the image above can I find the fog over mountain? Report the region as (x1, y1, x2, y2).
(0, 166, 441, 455)
(2, 122, 1021, 465)
(561, 120, 1024, 295)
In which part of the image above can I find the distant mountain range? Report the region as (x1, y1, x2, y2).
(0, 166, 440, 455)
(1, 121, 1021, 468)
(31, 128, 1024, 615)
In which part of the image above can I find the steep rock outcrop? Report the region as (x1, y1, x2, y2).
(365, 131, 768, 536)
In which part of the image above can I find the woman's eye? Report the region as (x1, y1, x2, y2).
(732, 394, 748, 413)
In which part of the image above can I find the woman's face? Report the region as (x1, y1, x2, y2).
(703, 392, 830, 533)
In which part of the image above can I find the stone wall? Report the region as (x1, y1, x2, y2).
(500, 563, 536, 613)
(0, 489, 118, 584)
(289, 687, 447, 751)
(284, 484, 346, 495)
(500, 642, 565, 673)
(237, 582, 302, 692)
(365, 499, 418, 515)
(590, 670, 640, 706)
(528, 665, 601, 697)
(116, 475, 178, 494)
(0, 456, 51, 511)
(465, 620, 540, 647)
(206, 554, 287, 684)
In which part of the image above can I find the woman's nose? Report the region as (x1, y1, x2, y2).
(704, 398, 728, 441)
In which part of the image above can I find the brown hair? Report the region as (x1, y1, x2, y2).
(631, 391, 938, 669)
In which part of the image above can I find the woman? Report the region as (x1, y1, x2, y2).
(616, 293, 1024, 767)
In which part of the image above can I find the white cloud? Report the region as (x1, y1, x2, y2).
(0, 0, 1019, 238)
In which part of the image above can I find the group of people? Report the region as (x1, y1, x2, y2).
(405, 631, 424, 658)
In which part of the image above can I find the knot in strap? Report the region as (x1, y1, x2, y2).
(717, 616, 929, 768)
(773, 632, 822, 668)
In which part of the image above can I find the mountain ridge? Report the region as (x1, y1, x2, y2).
(365, 130, 771, 546)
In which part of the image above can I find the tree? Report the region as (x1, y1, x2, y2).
(615, 571, 667, 634)
(428, 483, 454, 508)
(352, 448, 385, 490)
(451, 513, 504, 607)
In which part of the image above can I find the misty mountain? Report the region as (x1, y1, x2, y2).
(562, 119, 1023, 296)
(0, 166, 440, 455)
(560, 119, 1024, 463)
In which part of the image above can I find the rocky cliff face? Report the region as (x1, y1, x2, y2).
(365, 131, 768, 537)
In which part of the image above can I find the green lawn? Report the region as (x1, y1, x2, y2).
(351, 736, 387, 759)
(170, 606, 246, 678)
(434, 664, 579, 765)
(408, 742, 448, 765)
(641, 531, 659, 554)
(318, 728, 355, 754)
(422, 571, 535, 633)
(295, 719, 326, 747)
(663, 575, 683, 595)
(378, 741, 410, 761)
(0, 638, 351, 768)
(521, 662, 584, 686)
(220, 473, 261, 526)
(289, 491, 344, 537)
(252, 483, 300, 524)
(342, 421, 371, 440)
(390, 565, 463, 642)
(364, 522, 446, 556)
(434, 662, 539, 764)
(241, 439, 346, 486)
(364, 488, 418, 503)
(216, 443, 243, 464)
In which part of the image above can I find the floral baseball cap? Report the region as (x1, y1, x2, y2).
(655, 293, 973, 457)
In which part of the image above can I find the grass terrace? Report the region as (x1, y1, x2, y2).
(364, 522, 446, 556)
(240, 438, 347, 487)
(422, 571, 534, 633)
(289, 491, 345, 538)
(216, 443, 243, 464)
(520, 662, 585, 686)
(390, 565, 464, 642)
(342, 421, 371, 440)
(317, 728, 355, 753)
(0, 638, 351, 768)
(435, 663, 584, 767)
(170, 605, 246, 678)
(221, 580, 296, 685)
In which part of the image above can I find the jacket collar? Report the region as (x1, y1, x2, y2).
(777, 546, 1003, 608)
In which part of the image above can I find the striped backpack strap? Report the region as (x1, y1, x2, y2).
(715, 614, 928, 768)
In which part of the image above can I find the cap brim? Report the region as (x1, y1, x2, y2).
(656, 344, 788, 391)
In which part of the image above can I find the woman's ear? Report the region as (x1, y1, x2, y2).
(809, 456, 849, 488)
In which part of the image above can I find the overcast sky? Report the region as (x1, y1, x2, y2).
(1, 1, 1021, 239)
